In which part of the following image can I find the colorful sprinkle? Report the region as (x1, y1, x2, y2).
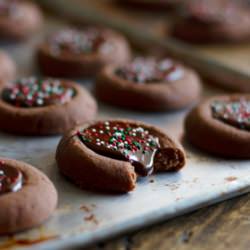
(0, 161, 22, 195)
(2, 77, 75, 108)
(116, 57, 183, 83)
(211, 99, 250, 131)
(77, 121, 160, 176)
(48, 28, 114, 56)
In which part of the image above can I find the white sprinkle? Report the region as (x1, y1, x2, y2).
(116, 132, 123, 137)
(136, 127, 144, 133)
(36, 99, 43, 105)
(27, 95, 33, 101)
(100, 130, 104, 134)
(10, 94, 16, 100)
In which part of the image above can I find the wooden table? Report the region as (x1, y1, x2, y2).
(46, 1, 250, 249)
(84, 193, 250, 250)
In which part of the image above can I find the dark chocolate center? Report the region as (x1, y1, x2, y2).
(115, 57, 183, 83)
(77, 121, 160, 176)
(2, 77, 75, 108)
(0, 162, 22, 195)
(48, 28, 113, 56)
(211, 99, 250, 131)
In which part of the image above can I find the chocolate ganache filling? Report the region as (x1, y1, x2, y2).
(211, 99, 250, 131)
(115, 57, 183, 83)
(48, 28, 114, 56)
(0, 162, 22, 195)
(2, 77, 75, 108)
(77, 121, 160, 176)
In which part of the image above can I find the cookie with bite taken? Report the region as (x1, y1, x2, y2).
(56, 119, 186, 193)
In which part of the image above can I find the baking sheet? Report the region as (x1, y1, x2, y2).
(0, 17, 250, 250)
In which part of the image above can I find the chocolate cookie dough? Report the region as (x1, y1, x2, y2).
(0, 158, 57, 235)
(37, 27, 131, 78)
(56, 119, 186, 193)
(185, 94, 250, 157)
(172, 0, 250, 43)
(0, 50, 16, 82)
(95, 57, 201, 112)
(0, 77, 97, 135)
(0, 0, 43, 40)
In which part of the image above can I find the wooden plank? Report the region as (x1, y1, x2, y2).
(85, 193, 250, 250)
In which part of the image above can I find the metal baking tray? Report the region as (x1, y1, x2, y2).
(0, 17, 250, 250)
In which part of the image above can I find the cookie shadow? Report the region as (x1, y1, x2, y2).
(181, 135, 250, 166)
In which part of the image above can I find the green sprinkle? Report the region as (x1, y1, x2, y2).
(133, 141, 141, 149)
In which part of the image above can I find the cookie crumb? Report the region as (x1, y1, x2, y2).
(225, 176, 237, 182)
(165, 183, 180, 191)
(80, 205, 91, 213)
(84, 214, 98, 224)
